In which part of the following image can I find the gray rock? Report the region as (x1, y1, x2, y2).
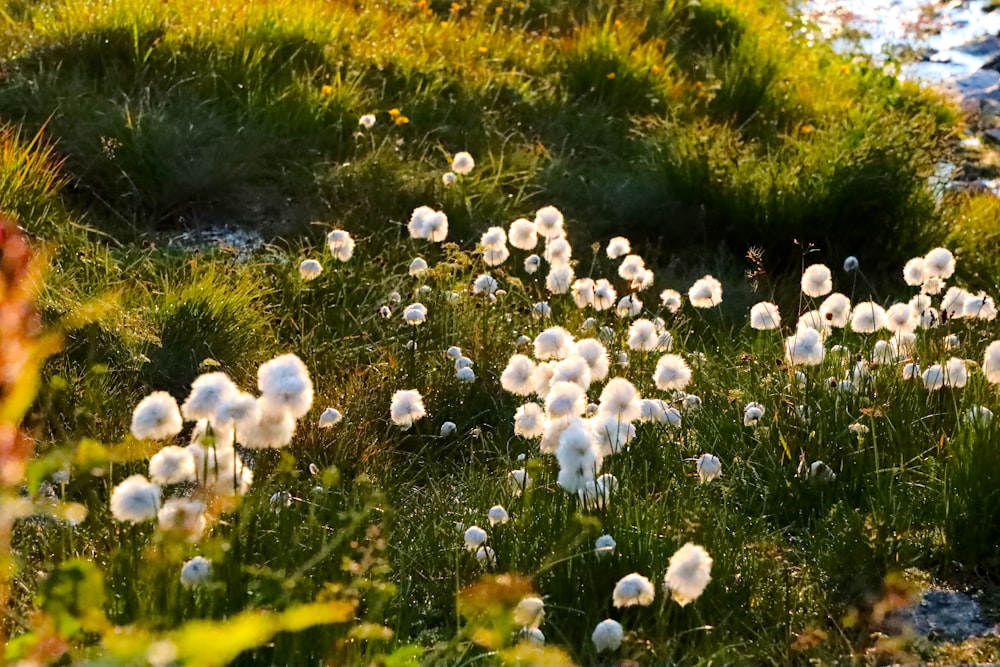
(891, 590, 996, 641)
(949, 68, 1000, 95)
(954, 35, 1000, 59)
(985, 128, 1000, 145)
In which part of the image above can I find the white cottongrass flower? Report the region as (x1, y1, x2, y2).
(475, 545, 496, 565)
(606, 237, 631, 259)
(551, 355, 592, 389)
(599, 378, 641, 421)
(593, 279, 617, 311)
(513, 597, 545, 630)
(181, 372, 237, 423)
(591, 415, 635, 456)
(408, 257, 428, 276)
(110, 475, 161, 522)
(358, 114, 376, 129)
(446, 346, 462, 360)
(483, 245, 510, 266)
(534, 326, 575, 360)
(660, 289, 683, 313)
(471, 273, 499, 296)
(481, 225, 507, 248)
(520, 627, 544, 645)
(683, 394, 702, 410)
(532, 362, 556, 400)
(921, 276, 945, 295)
(299, 259, 323, 281)
(627, 319, 659, 351)
(944, 334, 960, 350)
(631, 268, 655, 292)
(406, 206, 435, 239)
(574, 339, 610, 382)
(544, 237, 572, 265)
(403, 302, 427, 325)
(546, 264, 574, 295)
(922, 364, 945, 391)
(639, 399, 682, 426)
(455, 356, 474, 370)
(509, 218, 538, 250)
(696, 453, 722, 483)
(749, 302, 781, 330)
(984, 341, 1000, 384)
(390, 389, 427, 429)
(663, 543, 713, 606)
(965, 406, 994, 426)
(743, 402, 765, 427)
(180, 556, 212, 589)
(618, 255, 646, 282)
(488, 505, 509, 526)
(819, 293, 851, 328)
(592, 619, 624, 653)
(524, 254, 541, 274)
(654, 354, 692, 391)
(595, 534, 617, 558)
(422, 210, 449, 242)
(456, 367, 476, 383)
(903, 257, 925, 286)
(850, 302, 888, 333)
(236, 407, 296, 449)
(464, 525, 487, 551)
(570, 278, 595, 309)
(801, 264, 833, 297)
(157, 498, 207, 541)
(923, 247, 955, 279)
(963, 293, 997, 320)
(843, 256, 859, 272)
(502, 355, 537, 396)
(612, 573, 655, 608)
(534, 206, 565, 240)
(616, 294, 642, 318)
(941, 287, 970, 319)
(258, 353, 313, 419)
(555, 420, 602, 493)
(944, 357, 968, 388)
(872, 340, 896, 365)
(797, 310, 831, 337)
(439, 421, 458, 437)
(452, 151, 475, 175)
(688, 275, 722, 308)
(326, 229, 355, 262)
(149, 446, 197, 485)
(785, 327, 825, 366)
(508, 468, 531, 495)
(442, 172, 457, 186)
(885, 303, 918, 334)
(215, 391, 258, 431)
(318, 408, 342, 428)
(545, 382, 587, 418)
(131, 392, 184, 441)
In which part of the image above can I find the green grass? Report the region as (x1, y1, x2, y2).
(2, 0, 998, 665)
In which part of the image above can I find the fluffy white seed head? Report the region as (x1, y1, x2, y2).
(618, 254, 645, 281)
(592, 619, 624, 653)
(574, 339, 610, 382)
(903, 257, 925, 286)
(464, 525, 487, 551)
(923, 247, 955, 279)
(452, 151, 475, 175)
(509, 218, 538, 250)
(546, 264, 574, 295)
(663, 543, 713, 606)
(390, 389, 426, 429)
(534, 326, 575, 360)
(593, 279, 617, 311)
(403, 302, 427, 325)
(819, 293, 851, 328)
(984, 341, 1000, 384)
(534, 206, 565, 240)
(299, 259, 323, 281)
(513, 597, 544, 630)
(571, 278, 595, 309)
(502, 355, 537, 396)
(149, 445, 197, 485)
(408, 257, 429, 276)
(750, 302, 781, 330)
(595, 534, 617, 558)
(660, 288, 683, 313)
(257, 353, 313, 419)
(612, 573, 655, 608)
(544, 237, 572, 265)
(181, 372, 238, 423)
(545, 381, 587, 419)
(696, 453, 722, 483)
(654, 354, 692, 391)
(688, 275, 722, 308)
(785, 327, 825, 366)
(110, 475, 161, 522)
(326, 229, 355, 261)
(801, 264, 833, 297)
(606, 237, 630, 260)
(318, 408, 343, 428)
(488, 505, 509, 526)
(131, 392, 184, 441)
(850, 302, 888, 334)
(180, 556, 212, 589)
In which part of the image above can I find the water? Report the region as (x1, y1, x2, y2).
(802, 0, 1000, 84)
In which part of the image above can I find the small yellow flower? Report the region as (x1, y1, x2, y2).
(389, 108, 401, 118)
(495, 6, 503, 13)
(320, 85, 333, 96)
(606, 72, 616, 80)
(800, 124, 813, 134)
(477, 46, 488, 54)
(613, 19, 622, 29)
(395, 115, 410, 125)
(451, 2, 460, 11)
(651, 64, 663, 74)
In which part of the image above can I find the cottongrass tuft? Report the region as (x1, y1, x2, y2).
(688, 275, 722, 308)
(408, 257, 429, 276)
(850, 302, 888, 333)
(594, 534, 617, 558)
(318, 408, 343, 428)
(923, 247, 955, 279)
(524, 254, 541, 274)
(157, 498, 207, 542)
(463, 525, 487, 551)
(663, 543, 713, 606)
(502, 355, 537, 396)
(534, 206, 564, 240)
(452, 151, 475, 175)
(390, 389, 427, 429)
(749, 302, 781, 330)
(513, 596, 544, 630)
(612, 573, 655, 607)
(149, 446, 197, 485)
(403, 302, 427, 325)
(258, 353, 313, 419)
(606, 237, 630, 259)
(180, 556, 212, 589)
(508, 468, 531, 495)
(984, 341, 1000, 384)
(326, 229, 355, 262)
(298, 259, 323, 281)
(509, 218, 537, 250)
(358, 114, 376, 129)
(592, 619, 624, 653)
(182, 372, 237, 423)
(801, 264, 833, 297)
(131, 392, 184, 441)
(488, 505, 509, 526)
(440, 421, 457, 437)
(110, 475, 161, 522)
(472, 273, 499, 295)
(660, 289, 683, 313)
(784, 327, 825, 366)
(534, 326, 575, 360)
(696, 454, 722, 483)
(654, 354, 692, 391)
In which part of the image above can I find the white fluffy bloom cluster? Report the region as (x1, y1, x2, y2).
(663, 543, 713, 606)
(452, 151, 475, 175)
(390, 389, 427, 429)
(110, 475, 161, 522)
(688, 275, 722, 308)
(131, 392, 184, 441)
(785, 327, 825, 366)
(326, 229, 355, 262)
(696, 453, 722, 483)
(408, 207, 449, 242)
(404, 302, 427, 325)
(606, 236, 630, 259)
(298, 259, 322, 281)
(592, 619, 624, 653)
(180, 556, 212, 589)
(985, 341, 1000, 384)
(612, 572, 655, 607)
(801, 264, 833, 297)
(749, 301, 781, 330)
